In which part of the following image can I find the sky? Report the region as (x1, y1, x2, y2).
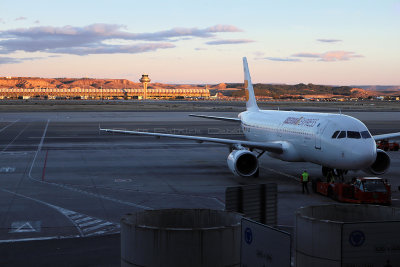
(0, 0, 399, 85)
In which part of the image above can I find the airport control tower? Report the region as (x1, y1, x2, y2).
(139, 74, 151, 100)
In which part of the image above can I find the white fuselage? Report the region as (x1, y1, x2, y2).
(239, 109, 377, 170)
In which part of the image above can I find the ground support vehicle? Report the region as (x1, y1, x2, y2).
(312, 177, 391, 205)
(377, 140, 399, 151)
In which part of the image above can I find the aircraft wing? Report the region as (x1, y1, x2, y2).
(189, 114, 241, 122)
(100, 128, 283, 153)
(373, 132, 400, 141)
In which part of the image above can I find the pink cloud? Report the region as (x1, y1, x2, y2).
(292, 51, 363, 61)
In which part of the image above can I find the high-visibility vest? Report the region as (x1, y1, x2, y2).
(302, 172, 309, 182)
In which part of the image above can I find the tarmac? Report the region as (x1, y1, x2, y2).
(0, 109, 399, 266)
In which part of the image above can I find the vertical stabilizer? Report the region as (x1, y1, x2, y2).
(243, 57, 259, 111)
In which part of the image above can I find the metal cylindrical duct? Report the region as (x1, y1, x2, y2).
(121, 209, 242, 267)
(296, 204, 400, 267)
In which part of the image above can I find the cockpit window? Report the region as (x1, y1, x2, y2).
(337, 131, 346, 139)
(347, 131, 361, 139)
(332, 131, 340, 138)
(361, 131, 372, 139)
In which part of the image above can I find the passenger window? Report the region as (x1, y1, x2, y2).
(347, 131, 361, 139)
(337, 131, 346, 139)
(331, 131, 340, 138)
(361, 131, 371, 139)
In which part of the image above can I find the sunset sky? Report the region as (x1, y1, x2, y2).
(0, 0, 399, 85)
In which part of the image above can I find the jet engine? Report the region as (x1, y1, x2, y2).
(227, 149, 259, 177)
(363, 149, 391, 175)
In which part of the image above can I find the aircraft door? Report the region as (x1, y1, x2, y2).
(315, 121, 328, 149)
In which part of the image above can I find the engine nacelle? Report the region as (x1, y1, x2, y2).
(267, 141, 303, 162)
(363, 149, 391, 175)
(227, 149, 259, 177)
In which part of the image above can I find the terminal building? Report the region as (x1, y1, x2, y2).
(0, 74, 210, 100)
(0, 87, 210, 100)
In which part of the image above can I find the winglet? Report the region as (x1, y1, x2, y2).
(243, 57, 259, 111)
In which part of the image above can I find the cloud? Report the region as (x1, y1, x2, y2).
(317, 39, 342, 43)
(253, 51, 300, 62)
(292, 52, 321, 58)
(206, 25, 242, 33)
(132, 24, 241, 41)
(0, 56, 42, 64)
(0, 23, 242, 56)
(205, 39, 254, 45)
(34, 20, 40, 24)
(0, 57, 21, 64)
(195, 47, 207, 51)
(253, 51, 265, 57)
(292, 51, 363, 61)
(50, 43, 175, 56)
(263, 57, 301, 62)
(15, 17, 27, 21)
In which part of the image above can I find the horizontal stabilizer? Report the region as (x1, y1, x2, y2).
(189, 114, 240, 122)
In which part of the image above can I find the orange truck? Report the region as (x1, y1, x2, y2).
(312, 177, 391, 205)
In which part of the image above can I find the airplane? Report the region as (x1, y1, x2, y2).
(100, 57, 400, 178)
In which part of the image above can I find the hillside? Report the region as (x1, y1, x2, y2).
(0, 77, 389, 98)
(213, 83, 377, 98)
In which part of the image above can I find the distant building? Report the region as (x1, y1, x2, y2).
(0, 87, 210, 100)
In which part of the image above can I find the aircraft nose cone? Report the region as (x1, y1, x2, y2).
(351, 142, 376, 168)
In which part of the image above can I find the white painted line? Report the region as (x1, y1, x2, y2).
(28, 119, 50, 178)
(74, 217, 92, 224)
(70, 214, 85, 220)
(263, 167, 300, 182)
(0, 120, 19, 133)
(1, 152, 30, 155)
(62, 210, 76, 216)
(114, 178, 132, 183)
(1, 188, 121, 238)
(79, 219, 102, 227)
(49, 182, 152, 210)
(87, 184, 225, 209)
(0, 167, 16, 173)
(0, 188, 84, 237)
(1, 123, 30, 153)
(26, 118, 153, 210)
(9, 221, 40, 233)
(275, 224, 295, 228)
(83, 222, 113, 233)
(29, 136, 95, 139)
(0, 235, 80, 244)
(89, 230, 107, 236)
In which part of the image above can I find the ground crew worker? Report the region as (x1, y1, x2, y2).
(301, 170, 309, 194)
(327, 170, 335, 183)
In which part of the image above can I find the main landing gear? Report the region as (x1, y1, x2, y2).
(322, 166, 348, 182)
